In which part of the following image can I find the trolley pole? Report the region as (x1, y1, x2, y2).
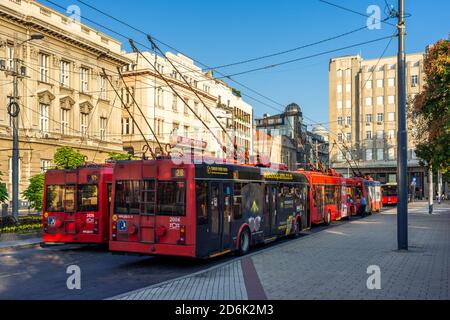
(397, 0, 408, 250)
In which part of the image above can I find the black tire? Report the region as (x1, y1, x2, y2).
(238, 228, 250, 256)
(324, 210, 332, 226)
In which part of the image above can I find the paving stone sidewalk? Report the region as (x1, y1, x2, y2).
(111, 202, 450, 300)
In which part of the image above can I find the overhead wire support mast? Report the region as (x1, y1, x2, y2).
(101, 68, 156, 160)
(144, 35, 235, 157)
(128, 39, 227, 155)
(116, 66, 165, 156)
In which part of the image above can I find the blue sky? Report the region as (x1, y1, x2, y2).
(44, 0, 450, 128)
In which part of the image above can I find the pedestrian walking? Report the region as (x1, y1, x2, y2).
(360, 196, 367, 217)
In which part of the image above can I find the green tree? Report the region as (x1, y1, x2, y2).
(410, 37, 450, 175)
(53, 147, 86, 169)
(22, 173, 45, 212)
(0, 172, 8, 204)
(107, 152, 134, 161)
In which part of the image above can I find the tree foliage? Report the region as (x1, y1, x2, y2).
(22, 173, 45, 212)
(107, 152, 135, 161)
(410, 37, 450, 175)
(53, 147, 86, 169)
(0, 172, 8, 204)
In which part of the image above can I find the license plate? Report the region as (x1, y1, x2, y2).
(118, 220, 128, 232)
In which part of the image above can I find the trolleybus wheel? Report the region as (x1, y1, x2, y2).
(238, 228, 250, 256)
(324, 211, 331, 226)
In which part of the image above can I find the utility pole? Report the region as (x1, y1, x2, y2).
(397, 0, 408, 250)
(428, 166, 434, 213)
(437, 169, 442, 205)
(10, 40, 20, 222)
(5, 34, 44, 221)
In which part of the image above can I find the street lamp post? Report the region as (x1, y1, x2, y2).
(9, 33, 44, 221)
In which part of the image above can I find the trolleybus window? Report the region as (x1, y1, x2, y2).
(157, 181, 186, 216)
(77, 184, 98, 212)
(46, 185, 75, 213)
(233, 183, 244, 220)
(196, 181, 208, 224)
(114, 181, 140, 214)
(141, 180, 156, 215)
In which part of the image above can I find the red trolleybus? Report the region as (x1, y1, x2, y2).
(346, 177, 382, 215)
(382, 183, 398, 206)
(42, 164, 113, 244)
(109, 160, 310, 258)
(300, 170, 348, 225)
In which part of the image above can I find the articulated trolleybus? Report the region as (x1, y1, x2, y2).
(109, 159, 311, 259)
(42, 164, 113, 244)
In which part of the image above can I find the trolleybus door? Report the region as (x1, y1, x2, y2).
(208, 182, 232, 253)
(264, 186, 278, 236)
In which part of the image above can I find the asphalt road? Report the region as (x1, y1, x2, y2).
(0, 213, 380, 300)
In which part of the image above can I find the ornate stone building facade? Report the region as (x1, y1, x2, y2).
(0, 0, 131, 205)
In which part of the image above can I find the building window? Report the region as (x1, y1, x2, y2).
(99, 76, 107, 100)
(155, 118, 164, 136)
(337, 84, 342, 93)
(366, 149, 373, 161)
(346, 100, 351, 109)
(377, 131, 384, 140)
(345, 83, 351, 93)
(366, 114, 372, 123)
(337, 100, 343, 109)
(172, 122, 179, 136)
(80, 112, 88, 136)
(366, 131, 372, 140)
(411, 75, 419, 87)
(377, 96, 384, 106)
(157, 88, 164, 108)
(388, 78, 395, 87)
(122, 118, 132, 135)
(337, 117, 343, 126)
(388, 95, 395, 105)
(338, 133, 343, 141)
(366, 80, 372, 89)
(346, 133, 352, 141)
(60, 108, 69, 135)
(100, 117, 107, 141)
(388, 130, 395, 140)
(337, 151, 344, 161)
(388, 112, 395, 122)
(172, 93, 178, 112)
(184, 99, 189, 115)
(346, 116, 351, 126)
(60, 60, 70, 87)
(39, 103, 49, 133)
(388, 148, 395, 160)
(80, 67, 89, 93)
(184, 125, 189, 138)
(194, 101, 199, 115)
(41, 160, 51, 172)
(377, 149, 384, 161)
(337, 70, 342, 78)
(365, 97, 372, 106)
(345, 69, 351, 77)
(39, 53, 49, 83)
(377, 113, 384, 123)
(376, 79, 383, 88)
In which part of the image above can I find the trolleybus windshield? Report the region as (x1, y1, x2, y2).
(77, 184, 99, 212)
(46, 185, 76, 213)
